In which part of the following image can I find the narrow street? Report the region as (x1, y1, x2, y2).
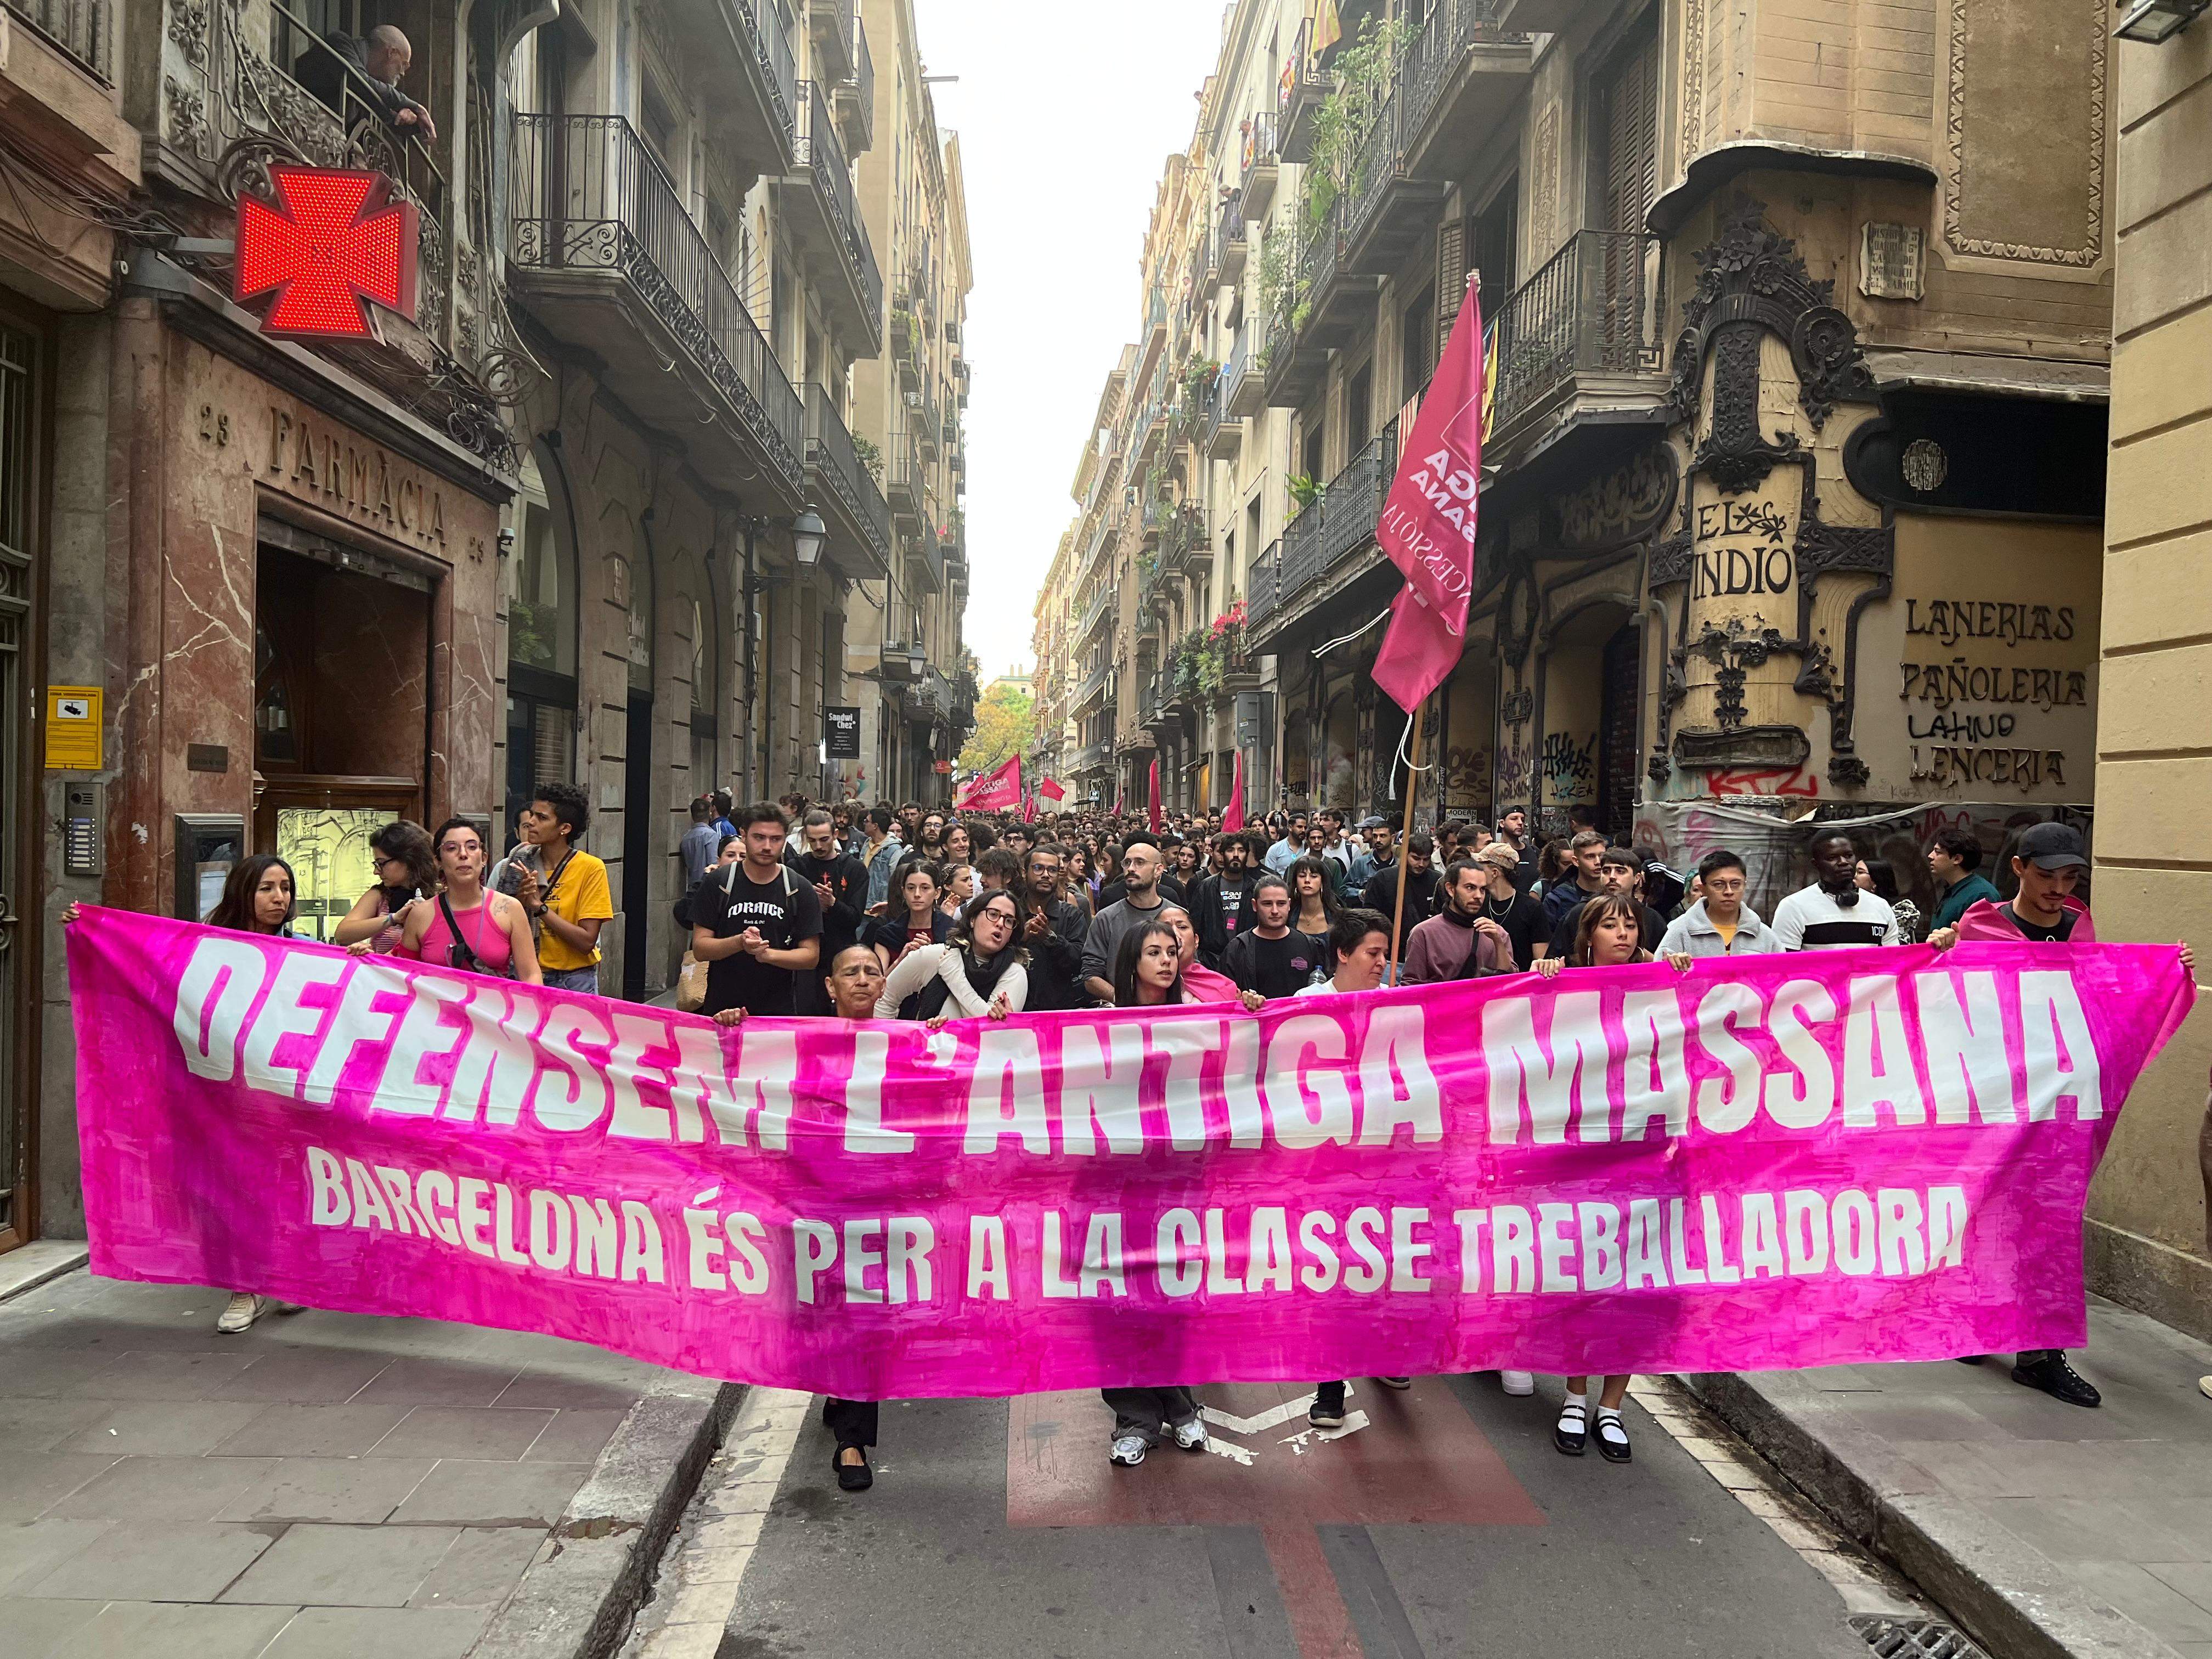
(627, 1376, 1918, 1659)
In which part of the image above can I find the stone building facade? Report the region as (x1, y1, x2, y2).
(2091, 18, 2212, 1340)
(2, 0, 968, 1249)
(1048, 0, 2106, 913)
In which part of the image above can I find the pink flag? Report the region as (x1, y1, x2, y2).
(1148, 758, 1162, 832)
(956, 753, 1022, 812)
(1222, 749, 1246, 833)
(1372, 284, 1484, 713)
(1038, 777, 1066, 805)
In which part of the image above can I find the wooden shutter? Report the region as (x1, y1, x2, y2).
(1599, 29, 1660, 238)
(1437, 216, 1466, 326)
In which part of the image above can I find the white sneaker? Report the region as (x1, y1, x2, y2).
(1171, 1419, 1208, 1452)
(1500, 1370, 1536, 1396)
(216, 1293, 267, 1334)
(1108, 1434, 1148, 1466)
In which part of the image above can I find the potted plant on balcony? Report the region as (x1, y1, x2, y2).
(853, 433, 883, 484)
(1288, 472, 1321, 512)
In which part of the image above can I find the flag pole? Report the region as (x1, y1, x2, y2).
(1386, 699, 1424, 985)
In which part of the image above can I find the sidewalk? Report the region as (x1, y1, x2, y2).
(1690, 1296, 2212, 1659)
(0, 1266, 731, 1659)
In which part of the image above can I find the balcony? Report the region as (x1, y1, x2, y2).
(1489, 230, 1668, 447)
(1239, 109, 1280, 220)
(1401, 0, 1533, 184)
(887, 430, 926, 528)
(1219, 200, 1249, 285)
(1278, 16, 1330, 163)
(804, 385, 889, 580)
(1162, 503, 1207, 575)
(1147, 284, 1168, 346)
(1077, 579, 1116, 643)
(906, 521, 944, 595)
(809, 0, 855, 86)
(917, 389, 942, 458)
(1340, 83, 1449, 276)
(778, 81, 883, 349)
(1319, 422, 1393, 574)
(665, 0, 798, 178)
(1246, 539, 1282, 633)
(1074, 656, 1113, 710)
(5, 0, 109, 79)
(836, 14, 875, 154)
(510, 112, 803, 501)
(891, 307, 921, 391)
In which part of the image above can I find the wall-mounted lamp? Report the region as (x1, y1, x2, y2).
(2117, 0, 2210, 42)
(792, 507, 827, 569)
(496, 528, 515, 559)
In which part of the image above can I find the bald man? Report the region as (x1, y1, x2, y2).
(300, 23, 436, 143)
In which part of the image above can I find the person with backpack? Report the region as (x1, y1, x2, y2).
(687, 804, 823, 1018)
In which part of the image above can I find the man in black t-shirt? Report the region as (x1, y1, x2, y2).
(688, 804, 823, 1017)
(1223, 875, 1326, 998)
(1472, 842, 1546, 967)
(1193, 833, 1260, 969)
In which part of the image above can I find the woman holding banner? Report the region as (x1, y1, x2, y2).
(394, 819, 543, 986)
(1101, 918, 1211, 1466)
(874, 888, 1029, 1022)
(69, 855, 307, 1334)
(1534, 895, 1694, 1462)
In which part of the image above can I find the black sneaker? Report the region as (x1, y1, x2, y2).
(2013, 1352, 2101, 1408)
(1308, 1384, 1347, 1430)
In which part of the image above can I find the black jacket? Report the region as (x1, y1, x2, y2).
(792, 849, 870, 963)
(1191, 872, 1260, 969)
(1361, 861, 1440, 955)
(1022, 896, 1092, 1011)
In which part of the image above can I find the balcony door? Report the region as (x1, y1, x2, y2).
(1591, 22, 1660, 368)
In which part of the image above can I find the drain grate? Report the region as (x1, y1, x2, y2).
(1848, 1616, 1991, 1658)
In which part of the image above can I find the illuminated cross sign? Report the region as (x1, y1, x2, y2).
(234, 165, 419, 340)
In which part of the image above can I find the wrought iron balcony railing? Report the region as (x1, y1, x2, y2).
(1246, 538, 1282, 631)
(7, 0, 109, 78)
(1319, 420, 1394, 573)
(511, 111, 802, 488)
(845, 14, 876, 149)
(1401, 0, 1514, 143)
(747, 0, 799, 138)
(793, 80, 881, 331)
(1491, 229, 1666, 433)
(804, 384, 890, 572)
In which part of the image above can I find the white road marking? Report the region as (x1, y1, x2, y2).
(1203, 1436, 1256, 1465)
(1278, 1410, 1370, 1454)
(1200, 1396, 1320, 1436)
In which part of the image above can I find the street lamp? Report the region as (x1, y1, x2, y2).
(792, 507, 827, 569)
(2117, 0, 2210, 42)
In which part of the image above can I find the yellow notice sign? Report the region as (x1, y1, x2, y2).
(46, 685, 103, 770)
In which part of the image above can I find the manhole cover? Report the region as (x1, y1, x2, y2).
(1849, 1615, 1990, 1658)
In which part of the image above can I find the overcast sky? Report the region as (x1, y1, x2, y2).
(915, 0, 1227, 680)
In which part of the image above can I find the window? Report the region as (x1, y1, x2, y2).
(640, 75, 681, 180)
(1347, 362, 1373, 454)
(1401, 287, 1434, 400)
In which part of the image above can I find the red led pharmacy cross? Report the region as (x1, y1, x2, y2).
(234, 166, 419, 340)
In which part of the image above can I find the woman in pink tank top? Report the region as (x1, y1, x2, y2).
(398, 817, 543, 984)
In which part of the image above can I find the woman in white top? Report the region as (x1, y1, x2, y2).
(874, 888, 1028, 1022)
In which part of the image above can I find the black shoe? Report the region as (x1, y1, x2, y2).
(834, 1446, 873, 1491)
(2013, 1352, 2101, 1408)
(1594, 1407, 1632, 1464)
(1554, 1400, 1588, 1457)
(1375, 1375, 1413, 1391)
(1308, 1384, 1346, 1430)
(1954, 1355, 1985, 1365)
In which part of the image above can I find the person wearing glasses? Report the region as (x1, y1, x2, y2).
(399, 819, 543, 985)
(874, 888, 1030, 1022)
(331, 820, 437, 953)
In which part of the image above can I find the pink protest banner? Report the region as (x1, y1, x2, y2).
(70, 908, 2189, 1398)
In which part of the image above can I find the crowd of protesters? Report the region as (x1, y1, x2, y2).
(64, 780, 2196, 1483)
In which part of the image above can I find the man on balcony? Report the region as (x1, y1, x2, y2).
(298, 24, 437, 145)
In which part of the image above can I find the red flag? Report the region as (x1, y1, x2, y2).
(956, 753, 1022, 812)
(1222, 749, 1246, 833)
(1147, 758, 1162, 832)
(1372, 284, 1483, 713)
(1038, 776, 1066, 804)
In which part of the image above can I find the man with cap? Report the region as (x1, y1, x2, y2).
(1472, 840, 1547, 968)
(1928, 822, 2097, 949)
(1930, 820, 2194, 1408)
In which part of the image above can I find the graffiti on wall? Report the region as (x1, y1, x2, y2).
(1706, 765, 1819, 799)
(1496, 741, 1533, 802)
(1540, 731, 1598, 802)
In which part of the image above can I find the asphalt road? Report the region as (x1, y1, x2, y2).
(709, 1375, 1876, 1659)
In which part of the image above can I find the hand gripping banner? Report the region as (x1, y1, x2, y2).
(70, 909, 2191, 1398)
